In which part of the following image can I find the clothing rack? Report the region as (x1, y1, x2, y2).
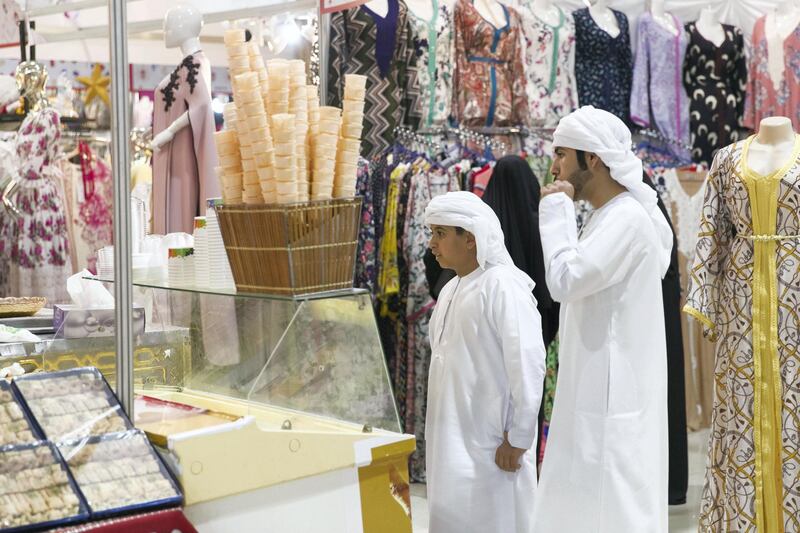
(635, 128, 693, 151)
(414, 125, 511, 154)
(393, 126, 445, 154)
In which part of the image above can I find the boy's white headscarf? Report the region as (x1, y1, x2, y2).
(553, 106, 673, 275)
(425, 191, 534, 289)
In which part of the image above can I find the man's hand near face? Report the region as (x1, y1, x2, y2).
(541, 180, 575, 200)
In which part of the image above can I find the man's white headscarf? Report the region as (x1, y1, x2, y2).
(553, 105, 673, 276)
(425, 191, 534, 289)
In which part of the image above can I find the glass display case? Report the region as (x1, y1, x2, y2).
(69, 279, 416, 533)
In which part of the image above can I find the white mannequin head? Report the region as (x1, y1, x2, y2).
(164, 4, 203, 49)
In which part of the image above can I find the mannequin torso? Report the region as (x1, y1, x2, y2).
(588, 0, 619, 38)
(474, 0, 506, 28)
(363, 0, 389, 17)
(151, 5, 211, 152)
(747, 117, 797, 176)
(406, 0, 434, 21)
(531, 0, 560, 27)
(650, 0, 678, 36)
(764, 7, 800, 89)
(696, 7, 725, 47)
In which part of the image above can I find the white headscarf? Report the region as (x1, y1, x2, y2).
(425, 191, 534, 289)
(553, 106, 673, 276)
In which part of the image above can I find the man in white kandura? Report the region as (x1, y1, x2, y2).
(424, 191, 546, 533)
(532, 106, 672, 532)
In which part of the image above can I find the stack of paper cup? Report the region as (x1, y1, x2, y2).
(206, 199, 236, 290)
(272, 113, 298, 203)
(307, 85, 319, 179)
(235, 72, 270, 204)
(312, 106, 341, 200)
(223, 102, 238, 131)
(168, 247, 195, 287)
(224, 29, 249, 80)
(193, 217, 208, 288)
(214, 129, 242, 203)
(335, 74, 366, 197)
(266, 60, 290, 116)
(289, 62, 309, 199)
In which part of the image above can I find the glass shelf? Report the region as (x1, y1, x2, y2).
(85, 276, 368, 302)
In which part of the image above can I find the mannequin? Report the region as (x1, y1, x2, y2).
(747, 117, 797, 176)
(474, 0, 507, 28)
(0, 60, 71, 303)
(650, 0, 678, 35)
(151, 5, 211, 152)
(1, 61, 50, 212)
(587, 0, 619, 38)
(765, 5, 800, 90)
(363, 0, 389, 17)
(405, 0, 434, 21)
(151, 2, 219, 235)
(696, 6, 724, 47)
(531, 0, 560, 27)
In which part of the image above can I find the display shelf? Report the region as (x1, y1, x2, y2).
(85, 276, 368, 302)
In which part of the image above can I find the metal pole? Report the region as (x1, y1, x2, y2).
(318, 11, 330, 106)
(109, 0, 133, 417)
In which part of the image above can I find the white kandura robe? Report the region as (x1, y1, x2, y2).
(533, 192, 669, 533)
(426, 264, 546, 533)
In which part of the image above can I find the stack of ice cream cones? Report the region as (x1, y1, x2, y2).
(334, 74, 366, 198)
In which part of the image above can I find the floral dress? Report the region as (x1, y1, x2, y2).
(401, 164, 459, 481)
(0, 108, 71, 304)
(75, 143, 113, 274)
(408, 0, 454, 128)
(744, 15, 800, 131)
(573, 7, 633, 124)
(452, 0, 529, 127)
(518, 5, 578, 127)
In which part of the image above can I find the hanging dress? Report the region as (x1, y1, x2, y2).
(683, 22, 747, 165)
(452, 0, 529, 128)
(573, 7, 633, 124)
(0, 108, 71, 304)
(518, 4, 578, 127)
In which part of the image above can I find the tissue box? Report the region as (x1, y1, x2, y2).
(52, 305, 146, 339)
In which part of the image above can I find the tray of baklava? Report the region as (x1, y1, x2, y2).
(0, 441, 89, 532)
(57, 429, 182, 518)
(0, 380, 41, 447)
(12, 368, 132, 442)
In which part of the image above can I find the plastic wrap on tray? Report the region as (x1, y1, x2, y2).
(58, 429, 182, 518)
(0, 442, 89, 531)
(0, 380, 41, 447)
(12, 368, 132, 441)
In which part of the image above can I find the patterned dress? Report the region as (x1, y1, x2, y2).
(745, 15, 800, 132)
(75, 147, 113, 274)
(684, 136, 800, 532)
(683, 22, 747, 165)
(452, 0, 528, 127)
(329, 0, 420, 159)
(518, 5, 578, 127)
(630, 13, 691, 161)
(407, 0, 454, 128)
(402, 164, 459, 481)
(573, 8, 633, 124)
(0, 108, 71, 304)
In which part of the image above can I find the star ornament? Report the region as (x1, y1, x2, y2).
(77, 64, 111, 107)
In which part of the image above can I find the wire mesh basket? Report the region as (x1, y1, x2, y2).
(215, 198, 362, 297)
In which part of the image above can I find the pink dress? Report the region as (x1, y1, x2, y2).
(744, 16, 800, 129)
(0, 108, 71, 304)
(152, 52, 219, 235)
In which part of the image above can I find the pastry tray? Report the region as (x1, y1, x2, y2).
(0, 441, 89, 532)
(0, 380, 43, 448)
(12, 368, 133, 442)
(57, 429, 183, 519)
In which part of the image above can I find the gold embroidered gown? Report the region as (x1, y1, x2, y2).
(684, 135, 800, 533)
